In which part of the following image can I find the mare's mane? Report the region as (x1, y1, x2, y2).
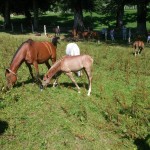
(10, 39, 33, 64)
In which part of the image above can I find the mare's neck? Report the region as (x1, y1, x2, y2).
(9, 48, 25, 73)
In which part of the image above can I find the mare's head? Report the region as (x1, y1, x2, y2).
(5, 69, 17, 89)
(51, 36, 60, 47)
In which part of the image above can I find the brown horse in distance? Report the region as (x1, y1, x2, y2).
(5, 37, 59, 89)
(42, 55, 93, 96)
(133, 40, 144, 56)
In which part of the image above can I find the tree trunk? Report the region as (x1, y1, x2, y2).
(137, 0, 147, 35)
(116, 4, 124, 28)
(33, 0, 38, 30)
(73, 6, 84, 37)
(4, 0, 10, 29)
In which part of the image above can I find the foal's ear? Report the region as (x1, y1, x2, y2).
(5, 68, 10, 76)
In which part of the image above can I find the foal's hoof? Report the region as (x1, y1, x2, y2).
(78, 91, 81, 94)
(39, 85, 43, 91)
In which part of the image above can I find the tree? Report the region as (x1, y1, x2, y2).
(33, 0, 38, 30)
(94, 0, 128, 28)
(0, 0, 11, 28)
(137, 0, 148, 35)
(0, 0, 56, 30)
(4, 0, 10, 28)
(59, 0, 94, 36)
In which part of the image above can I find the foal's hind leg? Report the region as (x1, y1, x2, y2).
(66, 72, 80, 93)
(84, 68, 92, 96)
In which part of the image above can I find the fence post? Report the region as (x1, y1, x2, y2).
(32, 24, 34, 33)
(11, 23, 14, 32)
(105, 29, 107, 41)
(128, 29, 131, 44)
(44, 25, 47, 35)
(21, 23, 24, 33)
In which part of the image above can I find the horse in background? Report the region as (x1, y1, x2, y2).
(53, 26, 60, 36)
(41, 55, 93, 96)
(133, 40, 144, 56)
(5, 37, 60, 89)
(66, 43, 81, 76)
(77, 31, 91, 40)
(90, 31, 100, 43)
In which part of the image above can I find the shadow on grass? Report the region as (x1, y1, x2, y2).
(14, 78, 34, 88)
(134, 134, 150, 150)
(0, 120, 8, 135)
(45, 82, 88, 91)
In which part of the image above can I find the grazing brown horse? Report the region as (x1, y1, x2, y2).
(5, 37, 59, 89)
(89, 31, 100, 43)
(42, 55, 93, 96)
(133, 40, 144, 56)
(77, 31, 91, 40)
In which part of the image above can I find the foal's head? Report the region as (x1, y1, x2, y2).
(42, 74, 50, 87)
(5, 69, 17, 89)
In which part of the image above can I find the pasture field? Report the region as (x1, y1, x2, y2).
(0, 32, 150, 150)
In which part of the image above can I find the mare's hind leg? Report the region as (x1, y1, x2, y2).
(25, 62, 34, 80)
(65, 72, 80, 93)
(84, 68, 92, 96)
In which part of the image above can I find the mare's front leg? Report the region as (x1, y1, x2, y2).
(33, 61, 40, 82)
(25, 62, 34, 80)
(45, 61, 51, 69)
(66, 72, 80, 93)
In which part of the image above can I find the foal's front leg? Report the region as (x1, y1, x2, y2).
(66, 72, 80, 93)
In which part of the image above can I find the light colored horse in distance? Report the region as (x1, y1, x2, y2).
(42, 55, 93, 96)
(65, 42, 81, 76)
(133, 40, 144, 56)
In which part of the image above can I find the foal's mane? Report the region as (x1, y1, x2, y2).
(49, 57, 63, 70)
(46, 56, 65, 75)
(10, 39, 33, 64)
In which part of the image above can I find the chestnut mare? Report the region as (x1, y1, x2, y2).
(42, 55, 93, 96)
(5, 37, 59, 89)
(133, 40, 144, 56)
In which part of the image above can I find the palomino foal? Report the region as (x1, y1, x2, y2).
(42, 55, 93, 96)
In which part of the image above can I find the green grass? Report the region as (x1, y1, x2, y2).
(0, 32, 150, 150)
